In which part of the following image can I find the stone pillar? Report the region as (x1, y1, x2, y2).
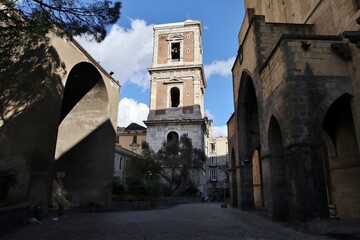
(261, 154, 289, 220)
(238, 164, 255, 210)
(284, 144, 327, 221)
(229, 168, 238, 207)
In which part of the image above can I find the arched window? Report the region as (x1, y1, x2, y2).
(170, 87, 180, 107)
(167, 131, 179, 145)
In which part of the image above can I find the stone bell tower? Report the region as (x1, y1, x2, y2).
(145, 20, 207, 153)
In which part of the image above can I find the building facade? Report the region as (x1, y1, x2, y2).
(114, 145, 139, 182)
(145, 20, 207, 194)
(116, 123, 147, 154)
(228, 0, 360, 222)
(205, 136, 229, 202)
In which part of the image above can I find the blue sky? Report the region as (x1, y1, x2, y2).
(77, 0, 245, 137)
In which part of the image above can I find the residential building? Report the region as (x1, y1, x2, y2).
(205, 136, 228, 202)
(114, 145, 139, 182)
(116, 123, 147, 154)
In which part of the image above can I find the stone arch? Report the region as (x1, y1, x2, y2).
(314, 86, 353, 129)
(53, 62, 113, 208)
(263, 115, 288, 220)
(322, 94, 360, 219)
(236, 71, 260, 209)
(167, 131, 179, 145)
(230, 148, 238, 207)
(59, 62, 107, 122)
(237, 72, 260, 159)
(170, 87, 180, 107)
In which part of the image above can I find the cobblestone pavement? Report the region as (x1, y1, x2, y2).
(1, 203, 340, 240)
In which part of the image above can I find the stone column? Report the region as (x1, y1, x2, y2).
(284, 144, 327, 221)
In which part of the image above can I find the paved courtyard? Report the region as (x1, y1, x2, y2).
(0, 203, 352, 240)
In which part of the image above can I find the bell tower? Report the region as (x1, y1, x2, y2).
(145, 20, 207, 152)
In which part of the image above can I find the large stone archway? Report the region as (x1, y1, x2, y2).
(322, 94, 360, 219)
(0, 33, 119, 210)
(236, 72, 260, 209)
(53, 62, 114, 208)
(263, 116, 288, 220)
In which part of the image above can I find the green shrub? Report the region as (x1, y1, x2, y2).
(112, 177, 126, 196)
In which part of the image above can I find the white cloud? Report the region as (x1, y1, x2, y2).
(205, 109, 215, 120)
(212, 125, 228, 138)
(76, 19, 154, 89)
(204, 57, 236, 79)
(117, 98, 149, 127)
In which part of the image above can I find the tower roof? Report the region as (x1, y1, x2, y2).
(125, 122, 146, 131)
(153, 19, 201, 30)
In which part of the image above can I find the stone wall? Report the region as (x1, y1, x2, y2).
(0, 33, 120, 210)
(229, 1, 360, 221)
(146, 121, 205, 152)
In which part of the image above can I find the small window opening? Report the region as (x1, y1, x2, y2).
(171, 42, 180, 60)
(210, 169, 217, 181)
(210, 143, 216, 153)
(210, 156, 217, 166)
(132, 135, 137, 144)
(171, 87, 180, 107)
(119, 157, 123, 169)
(167, 131, 179, 145)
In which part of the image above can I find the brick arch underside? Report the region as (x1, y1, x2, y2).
(53, 62, 114, 208)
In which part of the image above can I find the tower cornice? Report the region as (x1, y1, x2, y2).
(148, 64, 206, 88)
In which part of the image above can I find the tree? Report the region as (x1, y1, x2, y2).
(1, 0, 121, 44)
(157, 134, 206, 195)
(125, 141, 163, 198)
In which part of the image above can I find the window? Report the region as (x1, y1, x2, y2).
(210, 170, 217, 181)
(171, 42, 180, 60)
(210, 143, 216, 153)
(132, 135, 137, 144)
(119, 157, 123, 169)
(170, 87, 180, 107)
(210, 156, 217, 166)
(115, 136, 119, 143)
(167, 131, 179, 145)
